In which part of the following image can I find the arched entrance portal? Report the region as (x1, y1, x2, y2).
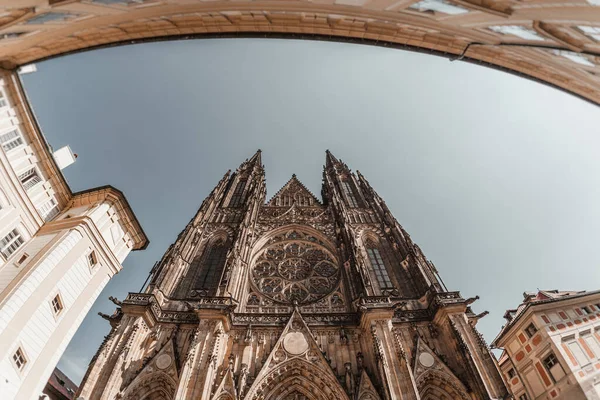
(247, 359, 350, 400)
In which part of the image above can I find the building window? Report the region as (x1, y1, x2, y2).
(519, 394, 528, 400)
(366, 244, 393, 289)
(507, 368, 516, 378)
(551, 50, 595, 67)
(51, 294, 64, 315)
(408, 0, 468, 15)
(87, 251, 97, 267)
(193, 240, 228, 290)
(37, 198, 58, 221)
(0, 90, 7, 108)
(0, 129, 23, 152)
(582, 306, 592, 315)
(19, 167, 42, 191)
(543, 353, 558, 370)
(1, 228, 24, 258)
(228, 179, 247, 208)
(578, 26, 600, 41)
(25, 12, 73, 25)
(488, 25, 544, 41)
(12, 347, 27, 370)
(524, 323, 537, 338)
(341, 180, 359, 208)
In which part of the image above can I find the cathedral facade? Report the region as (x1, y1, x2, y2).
(78, 150, 508, 400)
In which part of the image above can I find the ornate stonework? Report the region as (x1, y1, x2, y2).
(77, 150, 508, 400)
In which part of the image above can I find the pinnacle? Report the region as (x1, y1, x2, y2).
(325, 149, 340, 168)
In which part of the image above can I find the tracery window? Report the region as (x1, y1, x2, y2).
(251, 231, 340, 305)
(366, 242, 393, 289)
(341, 180, 359, 208)
(228, 179, 247, 207)
(193, 239, 228, 290)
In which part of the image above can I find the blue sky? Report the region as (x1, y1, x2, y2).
(21, 38, 600, 384)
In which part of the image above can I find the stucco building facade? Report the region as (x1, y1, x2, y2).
(493, 289, 600, 400)
(78, 150, 508, 400)
(0, 68, 148, 400)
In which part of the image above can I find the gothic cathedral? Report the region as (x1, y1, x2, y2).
(77, 151, 508, 400)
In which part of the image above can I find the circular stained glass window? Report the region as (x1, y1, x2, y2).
(251, 238, 339, 305)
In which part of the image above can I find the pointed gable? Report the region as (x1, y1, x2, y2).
(356, 370, 381, 400)
(211, 369, 238, 400)
(412, 337, 470, 400)
(244, 309, 349, 400)
(266, 174, 321, 207)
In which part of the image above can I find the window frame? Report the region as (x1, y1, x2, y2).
(524, 323, 537, 338)
(0, 127, 24, 153)
(11, 346, 28, 373)
(582, 306, 592, 315)
(193, 239, 229, 292)
(0, 228, 25, 259)
(18, 166, 43, 191)
(341, 180, 359, 208)
(50, 293, 64, 317)
(228, 179, 247, 208)
(87, 250, 98, 268)
(365, 245, 394, 290)
(543, 352, 559, 371)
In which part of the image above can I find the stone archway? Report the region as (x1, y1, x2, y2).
(121, 372, 177, 400)
(417, 371, 471, 400)
(0, 1, 599, 105)
(246, 358, 350, 400)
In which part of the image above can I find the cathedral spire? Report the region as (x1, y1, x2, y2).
(325, 149, 340, 169)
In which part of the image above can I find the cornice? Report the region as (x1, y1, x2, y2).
(70, 185, 149, 250)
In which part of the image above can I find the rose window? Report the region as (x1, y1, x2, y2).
(251, 238, 339, 304)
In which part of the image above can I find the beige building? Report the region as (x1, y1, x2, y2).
(493, 290, 600, 400)
(0, 67, 148, 400)
(0, 1, 599, 105)
(77, 151, 507, 400)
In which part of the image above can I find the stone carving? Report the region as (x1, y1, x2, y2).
(251, 235, 340, 305)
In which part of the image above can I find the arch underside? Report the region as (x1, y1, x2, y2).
(121, 372, 177, 400)
(417, 371, 471, 400)
(247, 359, 350, 400)
(0, 1, 599, 105)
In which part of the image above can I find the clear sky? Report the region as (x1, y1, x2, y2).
(21, 38, 600, 385)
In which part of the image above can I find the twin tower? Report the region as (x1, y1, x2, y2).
(77, 150, 508, 400)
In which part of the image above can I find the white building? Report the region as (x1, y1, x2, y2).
(0, 68, 148, 400)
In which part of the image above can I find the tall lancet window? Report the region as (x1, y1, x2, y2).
(366, 241, 393, 289)
(228, 179, 247, 207)
(194, 239, 228, 291)
(341, 180, 359, 208)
